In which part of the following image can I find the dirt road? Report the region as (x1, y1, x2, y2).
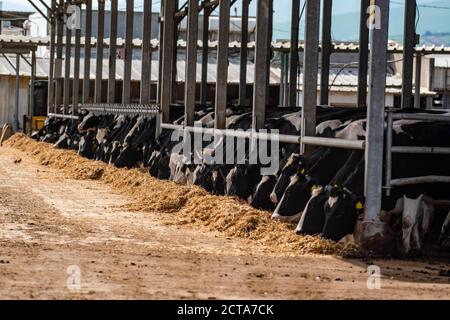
(0, 145, 449, 299)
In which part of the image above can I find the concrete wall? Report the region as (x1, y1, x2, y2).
(0, 75, 30, 130)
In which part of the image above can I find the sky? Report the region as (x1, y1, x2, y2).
(0, 0, 405, 17)
(3, 0, 444, 18)
(4, 0, 450, 41)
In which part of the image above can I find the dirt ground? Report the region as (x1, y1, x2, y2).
(0, 145, 450, 299)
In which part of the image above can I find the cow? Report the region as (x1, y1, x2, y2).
(320, 157, 365, 241)
(272, 147, 353, 222)
(295, 151, 364, 236)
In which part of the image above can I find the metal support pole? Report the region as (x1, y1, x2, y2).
(385, 111, 393, 196)
(300, 0, 321, 154)
(320, 0, 332, 106)
(160, 0, 176, 122)
(107, 0, 118, 104)
(364, 0, 390, 222)
(157, 1, 164, 105)
(95, 0, 105, 103)
(184, 0, 199, 127)
(401, 0, 416, 109)
(55, 0, 64, 112)
(83, 0, 92, 104)
(123, 0, 134, 104)
(252, 0, 270, 130)
(63, 13, 72, 114)
(14, 55, 20, 131)
(288, 0, 300, 108)
(357, 0, 370, 107)
(72, 3, 81, 115)
(140, 0, 152, 104)
(214, 0, 230, 130)
(279, 52, 285, 107)
(200, 5, 210, 106)
(238, 0, 249, 107)
(47, 0, 56, 115)
(30, 50, 36, 117)
(414, 53, 422, 108)
(171, 3, 179, 105)
(267, 0, 273, 104)
(283, 53, 289, 106)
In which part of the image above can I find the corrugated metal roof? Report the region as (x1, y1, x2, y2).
(0, 55, 405, 96)
(2, 35, 450, 54)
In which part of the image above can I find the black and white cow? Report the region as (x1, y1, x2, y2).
(295, 151, 364, 236)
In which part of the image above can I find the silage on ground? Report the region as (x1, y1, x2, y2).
(3, 133, 358, 256)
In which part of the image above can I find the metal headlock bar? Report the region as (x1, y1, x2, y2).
(81, 103, 160, 116)
(385, 110, 450, 196)
(47, 113, 79, 120)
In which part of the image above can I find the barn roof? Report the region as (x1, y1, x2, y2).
(0, 54, 408, 95)
(1, 35, 450, 54)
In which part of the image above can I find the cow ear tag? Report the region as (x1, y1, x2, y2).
(355, 201, 364, 210)
(299, 168, 305, 175)
(311, 184, 318, 192)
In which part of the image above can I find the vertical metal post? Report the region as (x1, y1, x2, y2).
(279, 52, 285, 107)
(364, 0, 390, 222)
(184, 0, 199, 127)
(401, 0, 416, 109)
(288, 0, 300, 107)
(300, 0, 321, 154)
(171, 2, 179, 105)
(267, 0, 273, 103)
(157, 0, 164, 105)
(83, 0, 92, 104)
(140, 0, 152, 104)
(252, 0, 270, 130)
(384, 111, 393, 197)
(95, 0, 105, 103)
(357, 0, 370, 107)
(30, 50, 36, 117)
(107, 0, 118, 104)
(160, 0, 176, 122)
(283, 53, 289, 107)
(73, 3, 81, 115)
(123, 0, 134, 104)
(200, 4, 210, 106)
(55, 0, 64, 112)
(215, 0, 230, 130)
(63, 13, 72, 114)
(14, 54, 20, 132)
(238, 0, 249, 106)
(320, 0, 332, 106)
(414, 53, 422, 108)
(47, 0, 56, 115)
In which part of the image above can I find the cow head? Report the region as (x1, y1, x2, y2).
(250, 175, 277, 211)
(272, 174, 316, 222)
(295, 186, 327, 235)
(226, 163, 260, 200)
(78, 113, 101, 133)
(193, 163, 214, 193)
(270, 153, 303, 204)
(401, 195, 424, 255)
(321, 185, 364, 241)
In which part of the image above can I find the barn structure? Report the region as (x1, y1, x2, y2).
(21, 0, 450, 251)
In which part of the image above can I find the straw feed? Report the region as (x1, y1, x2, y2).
(4, 134, 358, 256)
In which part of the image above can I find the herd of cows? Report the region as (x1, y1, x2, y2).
(31, 105, 450, 255)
